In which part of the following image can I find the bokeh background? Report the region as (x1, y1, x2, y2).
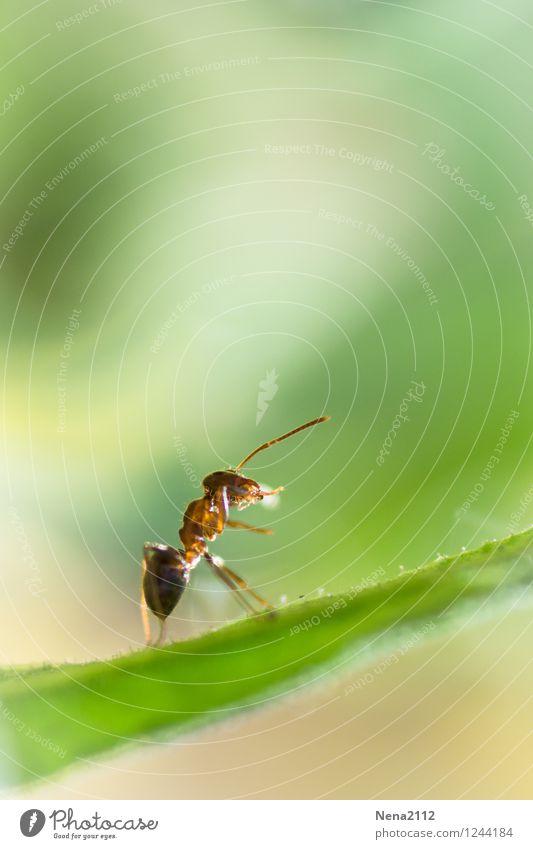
(1, 0, 532, 799)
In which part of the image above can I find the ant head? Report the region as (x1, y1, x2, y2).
(200, 416, 328, 510)
(202, 470, 282, 510)
(228, 473, 264, 510)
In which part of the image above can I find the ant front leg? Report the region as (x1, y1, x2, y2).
(226, 519, 273, 535)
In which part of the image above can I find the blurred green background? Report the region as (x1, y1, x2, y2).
(1, 0, 532, 799)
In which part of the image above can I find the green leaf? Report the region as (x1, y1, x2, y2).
(1, 529, 532, 788)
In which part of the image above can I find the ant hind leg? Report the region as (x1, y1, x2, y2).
(204, 552, 273, 614)
(140, 556, 152, 645)
(153, 617, 168, 647)
(222, 563, 274, 611)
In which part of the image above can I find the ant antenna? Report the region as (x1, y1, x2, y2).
(235, 416, 331, 471)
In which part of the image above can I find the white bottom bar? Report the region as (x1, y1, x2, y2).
(1, 799, 532, 847)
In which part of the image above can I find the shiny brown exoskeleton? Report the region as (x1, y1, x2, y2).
(141, 416, 330, 645)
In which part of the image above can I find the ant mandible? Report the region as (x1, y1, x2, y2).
(141, 415, 330, 646)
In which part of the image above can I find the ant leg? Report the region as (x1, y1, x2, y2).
(153, 617, 168, 647)
(140, 555, 152, 645)
(226, 519, 273, 535)
(221, 564, 274, 611)
(205, 553, 273, 611)
(204, 553, 259, 615)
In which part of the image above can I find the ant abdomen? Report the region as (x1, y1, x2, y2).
(142, 543, 190, 623)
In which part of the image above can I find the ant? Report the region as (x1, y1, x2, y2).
(141, 415, 330, 646)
